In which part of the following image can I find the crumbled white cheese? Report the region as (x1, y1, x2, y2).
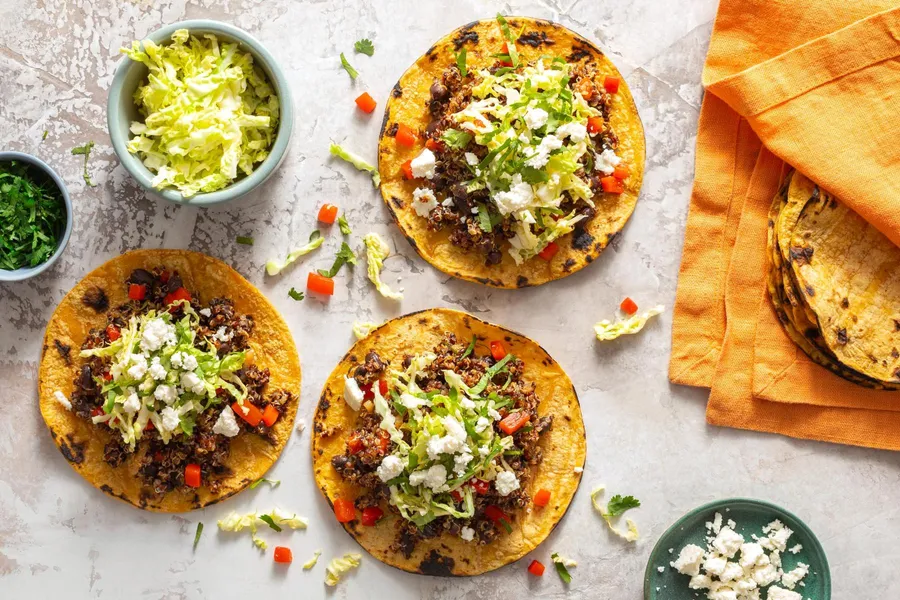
(494, 470, 520, 497)
(492, 174, 535, 215)
(410, 148, 437, 179)
(343, 377, 364, 411)
(524, 134, 562, 169)
(182, 354, 198, 371)
(154, 384, 177, 405)
(409, 464, 447, 492)
(169, 351, 185, 369)
(213, 327, 233, 343)
(376, 454, 404, 483)
(788, 544, 803, 555)
(53, 390, 72, 410)
(212, 405, 240, 437)
(148, 356, 167, 381)
(719, 562, 744, 582)
(453, 452, 473, 476)
(739, 543, 765, 568)
(296, 418, 306, 433)
(555, 121, 587, 142)
(594, 148, 621, 175)
(140, 318, 176, 352)
(122, 389, 141, 414)
(199, 308, 212, 317)
(460, 526, 475, 542)
(781, 563, 809, 589)
(524, 107, 548, 130)
(160, 406, 180, 432)
(657, 566, 665, 573)
(426, 415, 467, 459)
(766, 587, 802, 600)
(464, 152, 479, 166)
(672, 544, 705, 577)
(180, 371, 206, 395)
(474, 416, 491, 433)
(573, 466, 584, 474)
(703, 555, 727, 577)
(127, 353, 148, 380)
(412, 187, 438, 217)
(712, 527, 745, 558)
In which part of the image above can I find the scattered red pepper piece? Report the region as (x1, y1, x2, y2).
(576, 77, 595, 100)
(498, 411, 530, 435)
(527, 560, 546, 576)
(490, 340, 507, 361)
(533, 488, 551, 507)
(395, 123, 418, 147)
(333, 498, 356, 523)
(91, 407, 104, 418)
(184, 463, 201, 488)
(620, 297, 639, 315)
(307, 272, 335, 296)
(470, 479, 490, 495)
(317, 204, 339, 224)
(401, 160, 414, 180)
(354, 92, 377, 114)
(612, 163, 629, 180)
(603, 75, 620, 94)
(158, 270, 170, 283)
(450, 490, 463, 503)
(347, 433, 364, 454)
(128, 283, 146, 301)
(102, 372, 113, 382)
(425, 138, 444, 152)
(360, 506, 384, 526)
(164, 287, 191, 306)
(106, 324, 121, 342)
(484, 505, 508, 523)
(231, 401, 263, 427)
(600, 176, 625, 194)
(273, 546, 292, 564)
(586, 116, 604, 135)
(261, 404, 279, 427)
(379, 379, 389, 396)
(538, 241, 559, 261)
(376, 429, 390, 453)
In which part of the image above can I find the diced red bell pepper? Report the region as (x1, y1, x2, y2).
(401, 160, 414, 180)
(317, 203, 339, 224)
(361, 506, 384, 526)
(333, 498, 356, 523)
(355, 92, 377, 114)
(528, 560, 545, 576)
(576, 77, 595, 101)
(103, 372, 113, 382)
(307, 272, 335, 296)
(347, 433, 364, 454)
(425, 138, 444, 152)
(184, 463, 201, 488)
(499, 42, 514, 67)
(91, 407, 105, 418)
(231, 401, 263, 427)
(273, 546, 292, 564)
(145, 420, 155, 431)
(490, 340, 507, 361)
(603, 75, 620, 94)
(538, 242, 559, 261)
(128, 283, 147, 301)
(612, 163, 630, 180)
(587, 116, 604, 134)
(164, 287, 191, 306)
(362, 379, 389, 400)
(484, 505, 508, 523)
(498, 411, 530, 435)
(261, 404, 279, 427)
(379, 379, 389, 396)
(533, 488, 551, 507)
(620, 297, 639, 315)
(158, 270, 170, 283)
(106, 324, 121, 341)
(600, 175, 625, 194)
(450, 490, 463, 503)
(470, 479, 491, 495)
(395, 123, 418, 147)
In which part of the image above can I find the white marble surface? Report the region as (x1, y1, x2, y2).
(1, 0, 898, 598)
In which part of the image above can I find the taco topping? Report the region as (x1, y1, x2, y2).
(408, 49, 625, 265)
(69, 267, 296, 495)
(330, 334, 551, 556)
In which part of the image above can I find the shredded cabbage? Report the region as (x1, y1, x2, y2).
(330, 143, 380, 187)
(363, 233, 403, 300)
(302, 550, 322, 570)
(266, 230, 323, 276)
(594, 305, 664, 341)
(121, 30, 279, 197)
(324, 553, 362, 586)
(352, 321, 381, 339)
(590, 486, 639, 542)
(217, 508, 308, 549)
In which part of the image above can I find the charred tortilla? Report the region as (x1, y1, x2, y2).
(312, 308, 586, 575)
(378, 17, 645, 288)
(39, 249, 301, 511)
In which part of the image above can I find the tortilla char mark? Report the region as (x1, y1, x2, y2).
(59, 433, 85, 464)
(418, 549, 456, 576)
(452, 22, 479, 49)
(81, 286, 109, 312)
(517, 30, 554, 47)
(54, 339, 72, 364)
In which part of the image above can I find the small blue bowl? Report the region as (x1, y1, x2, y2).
(0, 151, 73, 282)
(107, 20, 294, 206)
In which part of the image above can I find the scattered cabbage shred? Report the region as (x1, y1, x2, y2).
(352, 321, 381, 340)
(122, 29, 279, 197)
(590, 486, 639, 542)
(329, 143, 380, 187)
(324, 553, 362, 586)
(217, 508, 308, 550)
(594, 305, 664, 341)
(363, 233, 403, 300)
(266, 231, 324, 276)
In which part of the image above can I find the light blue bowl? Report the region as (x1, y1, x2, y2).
(0, 152, 73, 282)
(107, 20, 294, 206)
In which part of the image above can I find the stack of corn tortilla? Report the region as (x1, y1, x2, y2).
(767, 171, 900, 389)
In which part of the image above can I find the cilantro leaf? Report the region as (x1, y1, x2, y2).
(338, 214, 352, 235)
(550, 552, 573, 583)
(440, 129, 472, 150)
(455, 47, 467, 78)
(42, 130, 48, 141)
(354, 38, 374, 56)
(340, 53, 358, 80)
(521, 166, 549, 184)
(288, 287, 305, 301)
(236, 235, 254, 245)
(317, 242, 357, 278)
(193, 522, 203, 550)
(258, 514, 282, 532)
(71, 141, 97, 187)
(606, 495, 641, 517)
(476, 205, 493, 233)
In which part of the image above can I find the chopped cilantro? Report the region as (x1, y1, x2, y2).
(259, 514, 282, 532)
(193, 522, 203, 550)
(236, 235, 254, 245)
(0, 161, 65, 270)
(476, 205, 493, 233)
(550, 552, 575, 583)
(455, 47, 467, 78)
(71, 141, 97, 187)
(338, 214, 352, 235)
(461, 335, 476, 358)
(440, 129, 472, 150)
(288, 287, 305, 301)
(42, 130, 49, 141)
(354, 38, 374, 56)
(499, 518, 513, 534)
(317, 242, 357, 278)
(496, 13, 513, 40)
(521, 166, 549, 184)
(606, 494, 641, 517)
(340, 53, 358, 80)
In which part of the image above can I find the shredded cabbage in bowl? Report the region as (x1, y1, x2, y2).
(121, 29, 279, 197)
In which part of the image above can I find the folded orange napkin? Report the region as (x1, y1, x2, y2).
(670, 0, 900, 449)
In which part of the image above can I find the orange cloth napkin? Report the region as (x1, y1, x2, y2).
(670, 0, 900, 450)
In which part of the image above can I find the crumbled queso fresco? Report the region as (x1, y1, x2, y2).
(669, 513, 810, 600)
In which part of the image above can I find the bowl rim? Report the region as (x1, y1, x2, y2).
(107, 19, 294, 206)
(642, 497, 832, 599)
(0, 151, 73, 282)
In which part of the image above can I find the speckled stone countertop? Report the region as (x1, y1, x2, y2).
(1, 0, 898, 598)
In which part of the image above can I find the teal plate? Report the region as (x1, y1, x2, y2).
(644, 498, 831, 600)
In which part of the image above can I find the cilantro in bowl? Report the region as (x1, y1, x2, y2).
(0, 161, 66, 271)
